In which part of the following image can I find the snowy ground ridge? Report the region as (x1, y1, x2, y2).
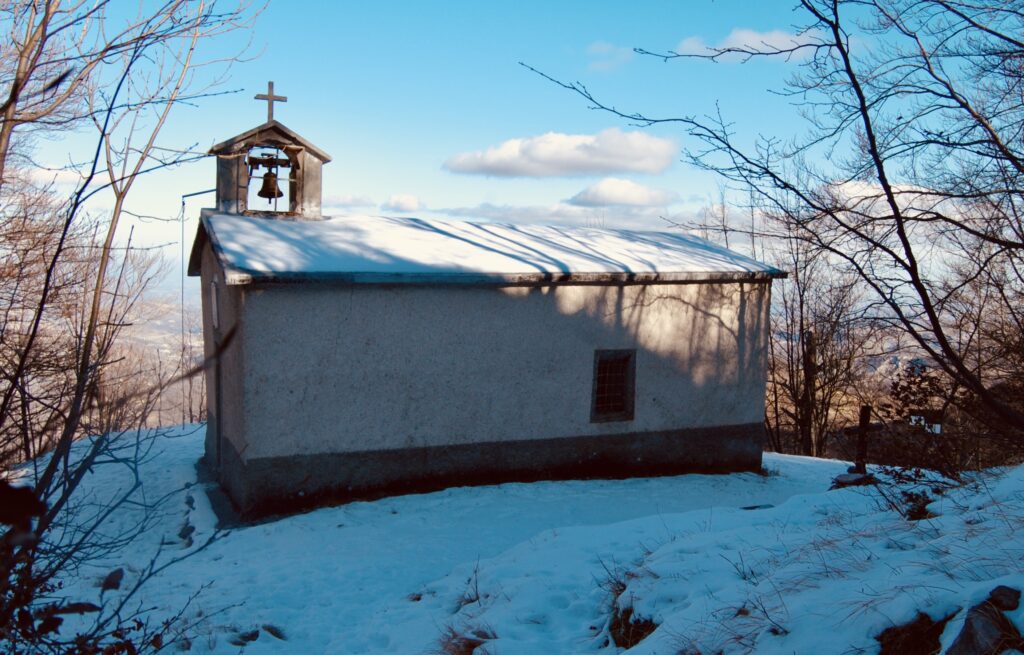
(24, 426, 1024, 654)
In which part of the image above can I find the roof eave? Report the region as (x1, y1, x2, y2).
(208, 119, 332, 162)
(189, 214, 257, 282)
(218, 268, 787, 287)
(186, 221, 208, 277)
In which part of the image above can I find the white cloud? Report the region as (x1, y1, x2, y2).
(676, 36, 712, 56)
(381, 193, 423, 213)
(444, 202, 590, 224)
(677, 28, 817, 61)
(568, 177, 678, 207)
(29, 167, 84, 187)
(324, 193, 375, 208)
(586, 41, 634, 72)
(439, 201, 689, 231)
(443, 128, 676, 177)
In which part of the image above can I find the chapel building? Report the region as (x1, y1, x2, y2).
(189, 87, 786, 516)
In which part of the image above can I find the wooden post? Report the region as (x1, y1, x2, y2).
(854, 404, 871, 474)
(799, 330, 817, 456)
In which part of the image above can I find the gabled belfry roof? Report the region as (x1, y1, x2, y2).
(188, 213, 786, 286)
(208, 120, 332, 162)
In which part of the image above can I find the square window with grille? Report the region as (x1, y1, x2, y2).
(591, 349, 636, 422)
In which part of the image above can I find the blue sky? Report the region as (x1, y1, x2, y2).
(37, 0, 814, 295)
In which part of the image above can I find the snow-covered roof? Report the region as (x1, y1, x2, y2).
(189, 213, 785, 286)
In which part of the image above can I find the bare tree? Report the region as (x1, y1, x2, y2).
(528, 0, 1024, 437)
(682, 192, 882, 457)
(765, 234, 882, 456)
(0, 1, 257, 652)
(0, 0, 255, 187)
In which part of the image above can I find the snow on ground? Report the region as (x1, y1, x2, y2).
(37, 426, 1024, 653)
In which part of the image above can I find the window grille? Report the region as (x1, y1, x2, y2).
(591, 349, 635, 422)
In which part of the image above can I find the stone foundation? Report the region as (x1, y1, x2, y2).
(214, 423, 765, 518)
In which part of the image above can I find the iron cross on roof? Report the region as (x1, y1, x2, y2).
(255, 81, 287, 122)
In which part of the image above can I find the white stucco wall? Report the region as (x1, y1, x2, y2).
(228, 280, 770, 459)
(200, 245, 247, 460)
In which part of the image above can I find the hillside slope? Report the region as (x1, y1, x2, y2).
(29, 427, 1024, 654)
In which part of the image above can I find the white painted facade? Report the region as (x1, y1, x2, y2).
(218, 280, 769, 459)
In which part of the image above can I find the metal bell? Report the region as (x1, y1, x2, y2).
(257, 171, 283, 200)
